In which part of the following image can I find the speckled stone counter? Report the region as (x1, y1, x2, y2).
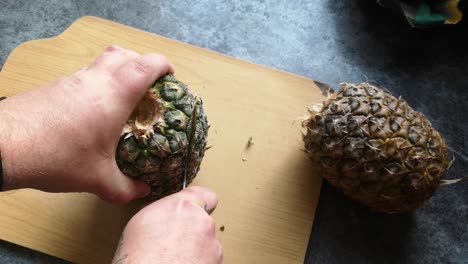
(0, 1, 466, 263)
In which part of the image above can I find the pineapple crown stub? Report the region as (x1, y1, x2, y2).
(122, 75, 196, 145)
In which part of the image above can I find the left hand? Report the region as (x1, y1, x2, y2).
(0, 45, 174, 203)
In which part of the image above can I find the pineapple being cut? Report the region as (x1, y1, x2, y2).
(303, 82, 451, 213)
(116, 74, 209, 200)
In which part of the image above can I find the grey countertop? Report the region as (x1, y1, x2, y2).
(0, 1, 467, 263)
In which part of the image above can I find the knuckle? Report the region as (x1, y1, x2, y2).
(186, 185, 203, 192)
(180, 187, 203, 200)
(183, 186, 199, 195)
(93, 52, 111, 65)
(197, 215, 215, 234)
(105, 44, 121, 52)
(179, 197, 196, 210)
(60, 75, 84, 89)
(69, 75, 83, 86)
(185, 186, 213, 198)
(171, 196, 195, 211)
(131, 57, 153, 75)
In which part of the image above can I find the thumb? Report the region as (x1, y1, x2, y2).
(98, 165, 151, 204)
(111, 53, 174, 117)
(170, 186, 218, 215)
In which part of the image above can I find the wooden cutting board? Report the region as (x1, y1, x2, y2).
(0, 16, 325, 264)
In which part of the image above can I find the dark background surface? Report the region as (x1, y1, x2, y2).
(0, 1, 467, 263)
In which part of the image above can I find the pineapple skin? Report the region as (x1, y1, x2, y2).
(116, 75, 209, 201)
(303, 83, 450, 213)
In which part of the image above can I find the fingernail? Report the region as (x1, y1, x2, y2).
(204, 204, 215, 215)
(136, 183, 151, 199)
(105, 45, 123, 52)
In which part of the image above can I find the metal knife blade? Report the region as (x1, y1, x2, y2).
(182, 98, 199, 189)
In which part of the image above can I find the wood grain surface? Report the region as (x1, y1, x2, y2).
(0, 16, 325, 264)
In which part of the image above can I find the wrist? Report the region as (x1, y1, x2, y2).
(0, 98, 29, 191)
(0, 97, 5, 190)
(0, 101, 14, 191)
(0, 105, 7, 191)
(0, 136, 18, 191)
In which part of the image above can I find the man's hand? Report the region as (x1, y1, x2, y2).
(114, 186, 223, 264)
(0, 45, 174, 203)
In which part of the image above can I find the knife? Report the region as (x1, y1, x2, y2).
(182, 98, 199, 189)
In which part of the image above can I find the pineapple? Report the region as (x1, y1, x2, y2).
(303, 82, 450, 213)
(116, 74, 209, 200)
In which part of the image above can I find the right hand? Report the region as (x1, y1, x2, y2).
(113, 186, 223, 264)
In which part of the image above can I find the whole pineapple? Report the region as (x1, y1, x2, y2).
(116, 74, 209, 200)
(303, 82, 450, 213)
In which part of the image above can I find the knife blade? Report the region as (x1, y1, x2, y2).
(182, 97, 199, 189)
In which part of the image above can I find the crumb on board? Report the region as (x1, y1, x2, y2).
(242, 137, 254, 161)
(220, 225, 225, 232)
(246, 136, 254, 148)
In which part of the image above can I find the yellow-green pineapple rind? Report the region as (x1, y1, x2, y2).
(116, 74, 209, 200)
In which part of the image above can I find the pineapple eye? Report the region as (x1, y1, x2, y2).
(370, 101, 381, 113)
(363, 162, 380, 174)
(319, 156, 334, 168)
(347, 117, 358, 132)
(118, 136, 141, 163)
(426, 163, 441, 180)
(165, 110, 189, 131)
(426, 138, 440, 156)
(342, 159, 359, 171)
(348, 98, 360, 112)
(330, 102, 339, 113)
(390, 117, 401, 132)
(365, 86, 378, 96)
(403, 173, 424, 191)
(135, 150, 162, 173)
(147, 134, 171, 158)
(160, 83, 185, 101)
(344, 137, 364, 157)
(165, 129, 188, 152)
(342, 84, 365, 97)
(384, 162, 404, 174)
(388, 100, 398, 111)
(369, 117, 385, 134)
(324, 137, 340, 148)
(323, 116, 335, 134)
(173, 94, 195, 116)
(408, 126, 421, 144)
(342, 87, 354, 97)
